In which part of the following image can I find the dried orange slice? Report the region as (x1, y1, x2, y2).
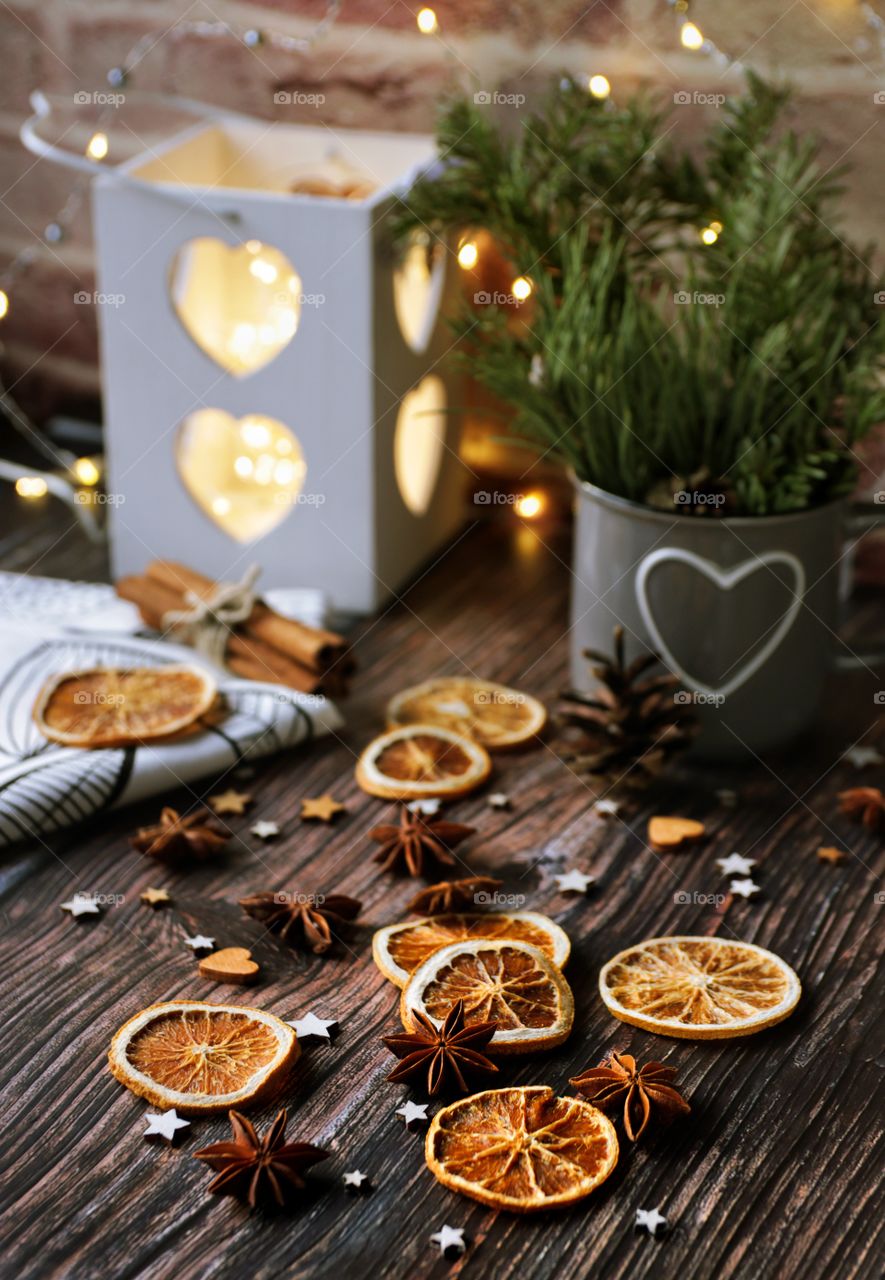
(599, 935, 801, 1040)
(387, 678, 546, 750)
(34, 664, 217, 748)
(426, 1086, 618, 1212)
(373, 912, 571, 987)
(401, 939, 574, 1054)
(355, 724, 491, 800)
(108, 1000, 298, 1113)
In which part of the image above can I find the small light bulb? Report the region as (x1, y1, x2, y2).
(417, 7, 438, 34)
(73, 457, 100, 486)
(700, 225, 719, 245)
(457, 240, 479, 269)
(512, 276, 533, 301)
(15, 476, 48, 499)
(680, 21, 704, 50)
(515, 492, 544, 519)
(0, 290, 8, 320)
(588, 75, 611, 99)
(86, 132, 109, 161)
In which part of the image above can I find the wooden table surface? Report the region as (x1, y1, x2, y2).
(1, 503, 883, 1280)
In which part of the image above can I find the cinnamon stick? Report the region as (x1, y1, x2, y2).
(144, 560, 348, 673)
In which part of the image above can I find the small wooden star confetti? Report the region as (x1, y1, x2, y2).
(183, 934, 215, 952)
(301, 794, 346, 822)
(396, 1101, 429, 1129)
(487, 792, 510, 809)
(715, 788, 738, 808)
(250, 820, 280, 841)
(343, 1170, 370, 1192)
(288, 1012, 338, 1040)
(730, 877, 761, 899)
(817, 845, 846, 864)
(209, 788, 252, 815)
(594, 798, 620, 817)
(430, 1225, 467, 1258)
(843, 745, 883, 769)
(60, 894, 102, 917)
(408, 798, 441, 816)
(144, 1109, 190, 1142)
(635, 1207, 667, 1236)
(140, 887, 171, 908)
(715, 853, 756, 877)
(553, 869, 595, 894)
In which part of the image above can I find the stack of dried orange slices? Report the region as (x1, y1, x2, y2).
(355, 677, 546, 799)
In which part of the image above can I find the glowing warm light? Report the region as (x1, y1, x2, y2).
(709, 220, 723, 234)
(15, 476, 48, 498)
(86, 132, 109, 161)
(211, 496, 231, 516)
(249, 257, 278, 284)
(512, 276, 533, 301)
(588, 75, 611, 99)
(73, 457, 100, 486)
(241, 420, 271, 448)
(234, 454, 254, 478)
(680, 21, 704, 50)
(417, 7, 438, 34)
(245, 240, 263, 254)
(457, 240, 479, 269)
(515, 492, 544, 519)
(0, 290, 8, 320)
(395, 376, 447, 515)
(700, 225, 719, 245)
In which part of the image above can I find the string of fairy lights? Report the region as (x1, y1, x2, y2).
(4, 0, 885, 516)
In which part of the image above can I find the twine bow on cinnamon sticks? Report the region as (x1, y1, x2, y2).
(117, 561, 354, 698)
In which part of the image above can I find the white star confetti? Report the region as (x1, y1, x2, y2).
(715, 852, 756, 877)
(60, 894, 101, 918)
(143, 1109, 190, 1142)
(430, 1225, 467, 1258)
(635, 1207, 667, 1236)
(250, 820, 280, 840)
(287, 1012, 338, 1040)
(183, 934, 215, 952)
(343, 1170, 370, 1191)
(487, 792, 510, 809)
(553, 869, 595, 895)
(715, 788, 738, 808)
(843, 745, 883, 769)
(729, 877, 761, 899)
(407, 799, 441, 816)
(594, 798, 620, 817)
(396, 1101, 429, 1129)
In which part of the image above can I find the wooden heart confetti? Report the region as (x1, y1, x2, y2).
(198, 947, 259, 984)
(648, 816, 705, 851)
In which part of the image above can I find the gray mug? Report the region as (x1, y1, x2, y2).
(569, 477, 885, 757)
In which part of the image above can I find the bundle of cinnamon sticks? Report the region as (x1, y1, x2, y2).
(116, 561, 354, 697)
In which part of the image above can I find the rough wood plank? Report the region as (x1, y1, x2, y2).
(1, 515, 883, 1280)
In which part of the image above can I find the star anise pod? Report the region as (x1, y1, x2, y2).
(408, 875, 503, 915)
(130, 806, 228, 861)
(838, 786, 885, 832)
(369, 805, 475, 878)
(570, 1050, 690, 1142)
(239, 890, 361, 954)
(194, 1109, 328, 1210)
(382, 999, 499, 1096)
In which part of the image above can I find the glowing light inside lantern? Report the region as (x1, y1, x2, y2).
(457, 240, 479, 269)
(417, 7, 438, 34)
(515, 492, 544, 519)
(393, 233, 445, 354)
(512, 276, 533, 301)
(588, 75, 611, 99)
(680, 21, 704, 50)
(16, 476, 48, 498)
(0, 290, 8, 320)
(395, 376, 447, 516)
(73, 457, 101, 486)
(86, 132, 109, 161)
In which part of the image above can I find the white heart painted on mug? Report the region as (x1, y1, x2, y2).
(635, 548, 806, 699)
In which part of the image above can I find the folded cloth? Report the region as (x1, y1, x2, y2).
(0, 622, 342, 849)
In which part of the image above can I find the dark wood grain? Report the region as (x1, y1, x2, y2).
(1, 511, 883, 1280)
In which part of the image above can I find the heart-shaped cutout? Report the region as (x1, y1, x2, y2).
(169, 238, 301, 376)
(394, 375, 447, 516)
(198, 946, 259, 983)
(393, 235, 446, 355)
(635, 548, 805, 699)
(177, 409, 306, 543)
(648, 816, 706, 851)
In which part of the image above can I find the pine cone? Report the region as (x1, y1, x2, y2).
(557, 626, 697, 790)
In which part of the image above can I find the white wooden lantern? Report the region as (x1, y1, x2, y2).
(92, 117, 463, 612)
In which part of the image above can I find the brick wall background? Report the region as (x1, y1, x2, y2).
(1, 0, 883, 422)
